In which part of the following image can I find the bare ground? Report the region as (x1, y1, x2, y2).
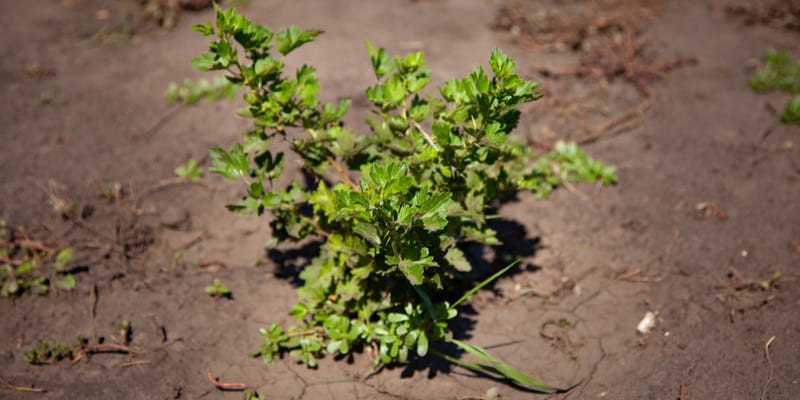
(1, 1, 798, 399)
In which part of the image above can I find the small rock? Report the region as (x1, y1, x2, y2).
(636, 311, 657, 335)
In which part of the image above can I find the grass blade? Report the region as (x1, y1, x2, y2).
(450, 259, 520, 311)
(448, 339, 561, 392)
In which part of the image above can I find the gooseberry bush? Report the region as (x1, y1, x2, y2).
(190, 6, 615, 391)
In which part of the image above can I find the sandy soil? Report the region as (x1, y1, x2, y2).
(1, 1, 798, 399)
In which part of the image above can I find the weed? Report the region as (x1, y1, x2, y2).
(205, 278, 231, 299)
(0, 220, 77, 298)
(174, 159, 204, 181)
(23, 323, 134, 366)
(749, 49, 800, 123)
(116, 320, 132, 345)
(189, 6, 615, 391)
(23, 341, 74, 365)
(243, 389, 266, 400)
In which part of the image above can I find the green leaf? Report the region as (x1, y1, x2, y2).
(365, 41, 393, 78)
(353, 222, 381, 246)
(175, 159, 203, 181)
(387, 313, 409, 323)
(416, 330, 428, 357)
(384, 75, 406, 105)
(210, 144, 249, 179)
(438, 340, 563, 393)
(191, 53, 217, 71)
(55, 274, 76, 291)
(415, 191, 452, 231)
(16, 260, 34, 274)
(254, 57, 282, 77)
(216, 39, 235, 65)
(445, 247, 471, 272)
(399, 262, 424, 285)
(451, 259, 519, 310)
(488, 48, 516, 79)
(276, 25, 323, 56)
(191, 22, 215, 36)
(781, 95, 800, 123)
(54, 248, 73, 271)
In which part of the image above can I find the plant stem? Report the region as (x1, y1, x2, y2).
(285, 327, 325, 337)
(326, 156, 358, 189)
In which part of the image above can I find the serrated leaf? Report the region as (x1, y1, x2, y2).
(191, 22, 214, 36)
(191, 53, 217, 71)
(276, 25, 323, 56)
(384, 75, 406, 105)
(399, 262, 424, 285)
(254, 57, 281, 77)
(416, 191, 452, 231)
(488, 48, 516, 79)
(365, 41, 393, 78)
(209, 144, 249, 179)
(353, 222, 381, 246)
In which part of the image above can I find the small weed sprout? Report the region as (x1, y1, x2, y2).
(205, 278, 231, 299)
(175, 159, 204, 181)
(749, 49, 800, 123)
(0, 220, 77, 298)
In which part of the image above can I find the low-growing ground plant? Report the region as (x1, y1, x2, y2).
(205, 278, 232, 299)
(188, 6, 615, 391)
(0, 220, 77, 298)
(23, 340, 74, 365)
(23, 322, 135, 365)
(749, 49, 800, 123)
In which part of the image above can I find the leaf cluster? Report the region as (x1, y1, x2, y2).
(0, 220, 77, 298)
(23, 340, 74, 365)
(190, 6, 615, 391)
(748, 49, 800, 123)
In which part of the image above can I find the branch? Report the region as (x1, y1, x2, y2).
(326, 156, 358, 189)
(0, 376, 45, 393)
(412, 121, 440, 151)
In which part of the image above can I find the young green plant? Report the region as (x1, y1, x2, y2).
(749, 49, 800, 123)
(205, 278, 231, 299)
(189, 6, 615, 391)
(0, 220, 77, 298)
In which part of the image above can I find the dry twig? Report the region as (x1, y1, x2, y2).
(326, 156, 358, 189)
(760, 336, 776, 400)
(132, 177, 213, 207)
(580, 98, 653, 144)
(0, 376, 46, 393)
